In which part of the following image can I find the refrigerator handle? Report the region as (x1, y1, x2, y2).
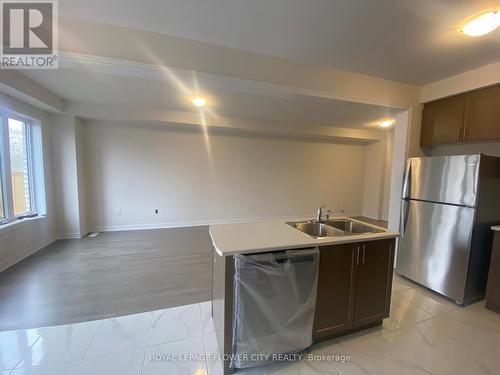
(402, 159, 412, 199)
(400, 199, 410, 237)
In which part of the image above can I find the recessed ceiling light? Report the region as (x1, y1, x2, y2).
(191, 96, 207, 107)
(462, 10, 500, 37)
(379, 120, 394, 128)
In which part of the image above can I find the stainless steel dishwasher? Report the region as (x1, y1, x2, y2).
(231, 248, 319, 369)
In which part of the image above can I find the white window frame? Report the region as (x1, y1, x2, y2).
(0, 109, 38, 225)
(0, 124, 6, 223)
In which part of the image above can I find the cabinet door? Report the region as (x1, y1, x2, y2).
(464, 85, 500, 142)
(313, 244, 357, 339)
(421, 96, 465, 146)
(354, 239, 394, 327)
(486, 233, 500, 314)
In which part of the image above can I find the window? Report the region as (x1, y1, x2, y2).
(8, 118, 33, 216)
(0, 110, 41, 225)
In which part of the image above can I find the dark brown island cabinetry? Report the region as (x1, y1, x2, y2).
(421, 84, 500, 147)
(313, 243, 357, 339)
(313, 238, 395, 341)
(212, 237, 396, 374)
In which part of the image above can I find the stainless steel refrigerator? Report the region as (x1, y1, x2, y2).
(396, 154, 500, 305)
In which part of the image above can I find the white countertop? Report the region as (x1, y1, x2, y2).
(492, 225, 500, 232)
(209, 218, 399, 256)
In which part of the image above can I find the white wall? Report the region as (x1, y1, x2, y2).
(363, 131, 392, 220)
(421, 60, 500, 103)
(382, 130, 394, 220)
(362, 131, 393, 221)
(50, 115, 79, 238)
(50, 114, 88, 238)
(388, 110, 410, 232)
(82, 120, 373, 231)
(75, 118, 88, 236)
(0, 93, 55, 272)
(362, 140, 384, 219)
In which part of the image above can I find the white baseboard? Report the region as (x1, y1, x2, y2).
(89, 213, 360, 233)
(0, 236, 57, 273)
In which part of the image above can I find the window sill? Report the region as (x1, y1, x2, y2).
(0, 215, 47, 235)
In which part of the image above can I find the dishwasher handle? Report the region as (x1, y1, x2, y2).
(243, 248, 319, 266)
(275, 254, 316, 264)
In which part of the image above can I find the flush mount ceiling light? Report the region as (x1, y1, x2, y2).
(191, 96, 207, 108)
(462, 10, 500, 37)
(379, 120, 394, 128)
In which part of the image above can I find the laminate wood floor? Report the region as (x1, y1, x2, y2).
(0, 226, 212, 331)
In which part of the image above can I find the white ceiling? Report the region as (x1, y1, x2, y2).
(23, 68, 400, 130)
(59, 0, 500, 84)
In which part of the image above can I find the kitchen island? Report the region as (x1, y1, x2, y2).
(210, 217, 399, 373)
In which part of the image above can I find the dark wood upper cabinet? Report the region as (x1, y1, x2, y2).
(464, 85, 500, 142)
(353, 239, 394, 327)
(313, 243, 357, 339)
(421, 96, 465, 146)
(421, 84, 500, 147)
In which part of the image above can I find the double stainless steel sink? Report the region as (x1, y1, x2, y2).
(287, 218, 384, 239)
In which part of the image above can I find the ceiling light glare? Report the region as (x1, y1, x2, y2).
(192, 96, 207, 107)
(379, 120, 394, 128)
(462, 11, 500, 37)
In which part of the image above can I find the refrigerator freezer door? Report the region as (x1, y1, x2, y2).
(397, 200, 475, 304)
(404, 154, 480, 207)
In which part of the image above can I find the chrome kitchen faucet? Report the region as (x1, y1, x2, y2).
(316, 205, 345, 222)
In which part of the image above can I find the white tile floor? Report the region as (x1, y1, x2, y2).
(2, 275, 500, 375)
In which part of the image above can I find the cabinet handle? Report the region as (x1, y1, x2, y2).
(356, 245, 360, 265)
(463, 126, 468, 140)
(456, 128, 462, 141)
(362, 244, 366, 265)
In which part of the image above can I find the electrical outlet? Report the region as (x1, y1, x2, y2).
(154, 209, 159, 214)
(116, 209, 122, 216)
